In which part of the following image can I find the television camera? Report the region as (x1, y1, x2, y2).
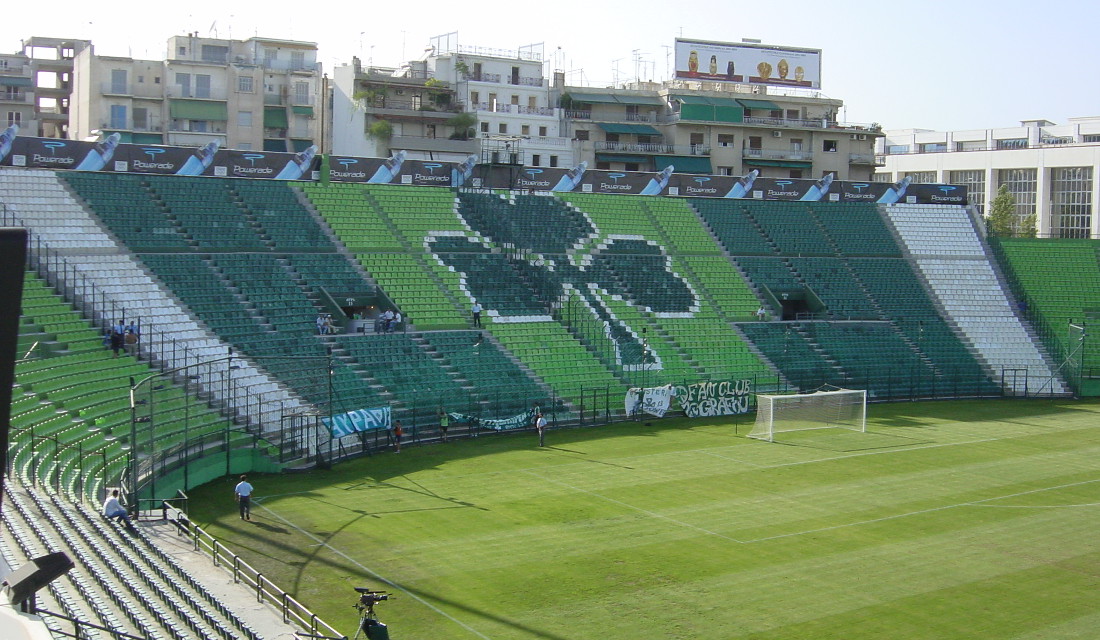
(353, 587, 393, 640)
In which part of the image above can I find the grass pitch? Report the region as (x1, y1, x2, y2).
(186, 399, 1100, 639)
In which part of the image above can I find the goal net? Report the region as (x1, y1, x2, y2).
(750, 388, 867, 442)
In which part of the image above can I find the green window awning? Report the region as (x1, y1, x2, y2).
(671, 95, 741, 107)
(744, 158, 812, 169)
(291, 105, 314, 116)
(169, 99, 228, 121)
(132, 133, 164, 144)
(568, 93, 620, 105)
(597, 122, 660, 135)
(654, 156, 712, 174)
(263, 139, 288, 152)
(264, 107, 289, 128)
(671, 95, 711, 105)
(596, 153, 650, 164)
(291, 138, 313, 152)
(736, 99, 782, 111)
(0, 76, 32, 87)
(611, 94, 664, 106)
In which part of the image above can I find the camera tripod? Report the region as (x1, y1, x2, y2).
(352, 588, 391, 640)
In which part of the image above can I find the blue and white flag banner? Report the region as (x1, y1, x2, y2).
(323, 406, 391, 438)
(625, 385, 676, 418)
(450, 410, 534, 431)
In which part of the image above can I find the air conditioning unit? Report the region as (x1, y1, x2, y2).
(771, 131, 782, 138)
(850, 133, 859, 140)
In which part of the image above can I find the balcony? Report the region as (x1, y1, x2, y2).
(593, 141, 710, 156)
(101, 82, 132, 96)
(165, 86, 228, 101)
(0, 91, 30, 103)
(743, 148, 814, 162)
(390, 135, 480, 154)
(565, 109, 591, 120)
(848, 153, 882, 165)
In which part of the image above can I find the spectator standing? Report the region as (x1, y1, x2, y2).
(109, 328, 125, 358)
(536, 412, 547, 447)
(392, 311, 402, 333)
(439, 410, 449, 442)
(471, 300, 483, 328)
(102, 489, 134, 529)
(392, 420, 404, 453)
(235, 475, 254, 521)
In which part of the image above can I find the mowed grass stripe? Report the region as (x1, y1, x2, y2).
(185, 399, 1100, 639)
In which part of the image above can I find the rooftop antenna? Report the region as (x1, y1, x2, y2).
(660, 44, 672, 80)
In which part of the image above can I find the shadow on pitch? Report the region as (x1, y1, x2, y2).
(770, 431, 933, 452)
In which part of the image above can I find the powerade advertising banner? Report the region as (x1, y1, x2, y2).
(2, 130, 319, 180)
(327, 151, 479, 187)
(0, 130, 967, 203)
(323, 406, 391, 438)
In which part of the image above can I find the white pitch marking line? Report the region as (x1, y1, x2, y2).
(254, 502, 494, 640)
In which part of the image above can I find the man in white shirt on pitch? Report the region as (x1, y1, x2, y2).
(235, 475, 254, 521)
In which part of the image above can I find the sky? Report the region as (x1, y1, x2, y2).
(7, 0, 1099, 132)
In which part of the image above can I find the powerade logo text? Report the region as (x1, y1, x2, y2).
(843, 182, 875, 199)
(234, 153, 274, 175)
(33, 141, 75, 165)
(685, 176, 717, 194)
(414, 162, 449, 183)
(331, 158, 367, 179)
(931, 185, 964, 202)
(600, 173, 631, 191)
(133, 147, 175, 170)
(517, 168, 551, 188)
(767, 180, 799, 197)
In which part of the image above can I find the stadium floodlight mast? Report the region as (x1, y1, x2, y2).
(750, 388, 867, 442)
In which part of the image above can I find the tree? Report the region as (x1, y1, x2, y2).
(353, 88, 384, 110)
(1020, 213, 1038, 238)
(987, 184, 1018, 236)
(367, 119, 393, 141)
(446, 112, 477, 141)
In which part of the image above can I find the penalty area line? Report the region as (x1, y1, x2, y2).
(253, 503, 493, 640)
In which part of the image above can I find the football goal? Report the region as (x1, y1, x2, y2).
(750, 388, 867, 442)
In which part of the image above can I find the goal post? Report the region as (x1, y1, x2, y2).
(750, 388, 867, 442)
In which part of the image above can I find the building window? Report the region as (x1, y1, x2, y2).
(717, 166, 733, 176)
(178, 46, 187, 57)
(886, 144, 910, 154)
(521, 125, 530, 135)
(109, 105, 126, 129)
(1050, 167, 1092, 238)
(238, 111, 253, 127)
(190, 120, 208, 133)
(294, 82, 309, 104)
(786, 109, 800, 120)
(690, 132, 705, 145)
(498, 123, 508, 134)
(176, 72, 191, 97)
(605, 133, 620, 143)
(201, 45, 228, 63)
(238, 142, 252, 150)
(596, 162, 610, 170)
(426, 124, 436, 138)
(539, 126, 547, 137)
(823, 139, 838, 152)
(470, 91, 479, 105)
(997, 168, 1038, 234)
(949, 169, 986, 214)
(575, 129, 589, 141)
(238, 76, 254, 93)
(903, 171, 936, 184)
(529, 96, 537, 109)
(195, 74, 211, 99)
(790, 170, 803, 179)
(920, 142, 948, 153)
(873, 173, 892, 182)
(137, 75, 144, 83)
(717, 134, 734, 147)
(7, 111, 22, 126)
(133, 107, 148, 130)
(480, 122, 489, 133)
(291, 51, 306, 70)
(110, 69, 127, 94)
(625, 163, 640, 171)
(1084, 134, 1100, 143)
(996, 138, 1029, 150)
(264, 49, 277, 66)
(532, 154, 541, 166)
(511, 95, 519, 105)
(550, 155, 558, 168)
(790, 138, 804, 152)
(748, 136, 762, 150)
(154, 76, 160, 84)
